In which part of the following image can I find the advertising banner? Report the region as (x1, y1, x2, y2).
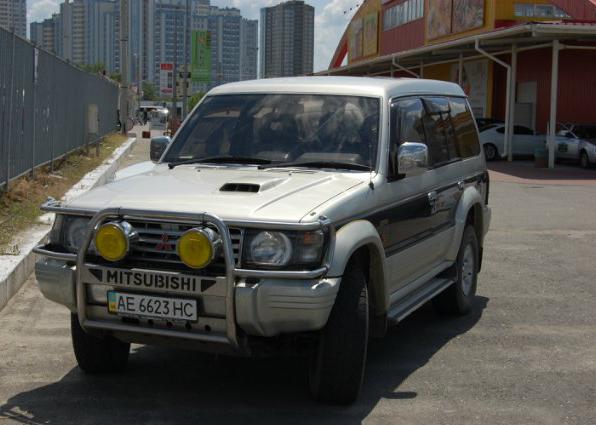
(349, 18, 363, 61)
(159, 63, 174, 96)
(363, 12, 378, 57)
(451, 59, 488, 118)
(191, 30, 211, 83)
(427, 0, 485, 40)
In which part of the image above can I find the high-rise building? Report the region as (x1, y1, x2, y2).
(0, 0, 26, 37)
(56, 0, 86, 64)
(260, 0, 314, 79)
(152, 0, 187, 89)
(30, 15, 58, 52)
(189, 2, 258, 91)
(240, 18, 258, 81)
(85, 0, 119, 72)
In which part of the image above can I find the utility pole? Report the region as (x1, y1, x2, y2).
(119, 0, 129, 134)
(182, 0, 190, 118)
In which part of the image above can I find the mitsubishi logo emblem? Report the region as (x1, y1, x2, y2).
(156, 234, 173, 251)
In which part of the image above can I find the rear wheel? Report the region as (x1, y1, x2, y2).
(433, 226, 479, 315)
(580, 151, 591, 169)
(71, 313, 130, 374)
(483, 144, 498, 161)
(309, 262, 369, 405)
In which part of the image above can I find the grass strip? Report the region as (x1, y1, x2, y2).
(0, 133, 127, 254)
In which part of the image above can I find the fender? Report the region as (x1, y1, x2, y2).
(328, 219, 389, 314)
(446, 186, 484, 262)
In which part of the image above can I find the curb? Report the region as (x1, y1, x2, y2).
(0, 136, 138, 312)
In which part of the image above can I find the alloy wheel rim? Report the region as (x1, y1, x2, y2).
(461, 244, 475, 296)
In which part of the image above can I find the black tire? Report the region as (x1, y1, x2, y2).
(580, 151, 591, 169)
(309, 262, 369, 405)
(433, 226, 479, 315)
(71, 313, 130, 374)
(483, 143, 498, 161)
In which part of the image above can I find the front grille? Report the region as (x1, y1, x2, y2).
(122, 219, 242, 275)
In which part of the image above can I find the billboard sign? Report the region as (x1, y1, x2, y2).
(191, 30, 211, 83)
(159, 63, 174, 96)
(427, 0, 485, 40)
(363, 12, 378, 57)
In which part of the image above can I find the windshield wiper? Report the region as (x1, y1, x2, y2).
(168, 156, 272, 169)
(259, 160, 371, 171)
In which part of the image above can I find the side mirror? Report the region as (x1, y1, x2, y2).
(397, 142, 429, 177)
(150, 136, 171, 162)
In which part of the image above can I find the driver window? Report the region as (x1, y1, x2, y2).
(390, 98, 427, 178)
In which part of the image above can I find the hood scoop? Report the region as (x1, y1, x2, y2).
(220, 183, 260, 193)
(219, 177, 287, 194)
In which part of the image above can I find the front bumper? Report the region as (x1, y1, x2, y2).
(34, 204, 337, 351)
(35, 258, 339, 338)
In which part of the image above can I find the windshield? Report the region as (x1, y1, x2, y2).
(164, 94, 380, 169)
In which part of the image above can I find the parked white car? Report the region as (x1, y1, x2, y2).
(556, 124, 596, 169)
(479, 124, 547, 161)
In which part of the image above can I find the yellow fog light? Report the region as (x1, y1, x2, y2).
(177, 228, 217, 269)
(95, 222, 130, 262)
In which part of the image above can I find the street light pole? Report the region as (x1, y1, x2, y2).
(172, 13, 178, 126)
(119, 0, 129, 134)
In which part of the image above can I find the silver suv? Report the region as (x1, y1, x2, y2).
(34, 77, 491, 404)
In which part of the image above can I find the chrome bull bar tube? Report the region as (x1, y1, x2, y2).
(76, 208, 239, 347)
(67, 207, 335, 349)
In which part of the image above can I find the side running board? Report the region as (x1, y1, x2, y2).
(387, 277, 454, 324)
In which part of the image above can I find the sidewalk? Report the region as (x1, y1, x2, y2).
(488, 160, 596, 186)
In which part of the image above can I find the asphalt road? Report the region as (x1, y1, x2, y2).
(1, 162, 595, 424)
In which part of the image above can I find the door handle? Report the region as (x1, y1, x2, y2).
(428, 191, 438, 214)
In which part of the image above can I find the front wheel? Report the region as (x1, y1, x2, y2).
(309, 262, 369, 405)
(71, 313, 130, 374)
(433, 226, 479, 315)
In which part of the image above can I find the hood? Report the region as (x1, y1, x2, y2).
(67, 164, 367, 223)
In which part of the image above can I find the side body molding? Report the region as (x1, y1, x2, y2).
(327, 220, 389, 314)
(446, 186, 485, 262)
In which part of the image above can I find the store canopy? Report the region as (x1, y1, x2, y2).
(318, 22, 596, 78)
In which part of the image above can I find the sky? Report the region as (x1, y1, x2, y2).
(27, 0, 360, 72)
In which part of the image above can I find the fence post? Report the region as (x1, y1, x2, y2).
(5, 30, 16, 191)
(31, 47, 38, 178)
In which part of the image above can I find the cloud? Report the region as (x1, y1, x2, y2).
(313, 0, 355, 70)
(28, 0, 61, 24)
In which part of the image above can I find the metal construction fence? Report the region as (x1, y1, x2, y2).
(0, 27, 120, 189)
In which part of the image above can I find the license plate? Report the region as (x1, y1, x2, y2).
(107, 291, 197, 322)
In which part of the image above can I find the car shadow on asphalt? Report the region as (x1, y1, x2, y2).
(0, 297, 488, 425)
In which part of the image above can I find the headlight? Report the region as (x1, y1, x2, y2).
(247, 231, 293, 267)
(60, 216, 91, 253)
(244, 229, 326, 269)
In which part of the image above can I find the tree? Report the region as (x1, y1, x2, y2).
(79, 63, 106, 74)
(109, 72, 122, 83)
(142, 82, 157, 101)
(189, 92, 205, 111)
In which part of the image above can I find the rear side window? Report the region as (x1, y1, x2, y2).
(422, 97, 456, 166)
(449, 97, 481, 158)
